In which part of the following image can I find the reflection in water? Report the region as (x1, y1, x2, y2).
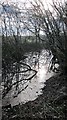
(38, 66, 47, 82)
(2, 50, 54, 106)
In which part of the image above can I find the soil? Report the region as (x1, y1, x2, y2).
(2, 72, 67, 120)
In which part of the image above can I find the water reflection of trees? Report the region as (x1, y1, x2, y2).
(2, 48, 58, 99)
(2, 61, 37, 99)
(25, 51, 41, 68)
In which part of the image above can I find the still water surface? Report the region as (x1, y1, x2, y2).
(3, 50, 54, 106)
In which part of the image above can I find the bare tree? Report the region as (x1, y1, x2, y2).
(1, 2, 38, 98)
(26, 0, 67, 72)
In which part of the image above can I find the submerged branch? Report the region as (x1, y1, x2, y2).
(2, 63, 37, 99)
(12, 69, 37, 86)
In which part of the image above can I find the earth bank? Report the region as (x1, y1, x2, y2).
(2, 72, 67, 120)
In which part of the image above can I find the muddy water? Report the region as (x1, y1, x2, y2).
(2, 50, 54, 106)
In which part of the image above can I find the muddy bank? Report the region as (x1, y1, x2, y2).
(2, 73, 67, 120)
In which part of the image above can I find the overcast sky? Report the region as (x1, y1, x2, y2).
(0, 0, 66, 10)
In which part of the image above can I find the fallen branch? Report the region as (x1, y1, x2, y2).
(2, 67, 37, 99)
